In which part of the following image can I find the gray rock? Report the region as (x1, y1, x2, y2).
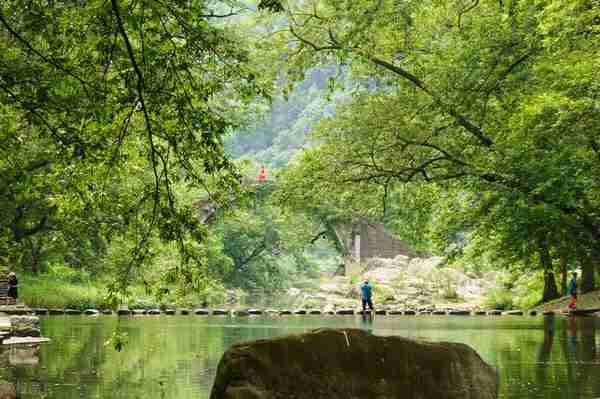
(49, 309, 65, 315)
(388, 310, 403, 315)
(65, 309, 82, 315)
(248, 309, 263, 315)
(432, 310, 447, 315)
(101, 309, 113, 315)
(212, 309, 228, 316)
(84, 309, 99, 315)
(474, 311, 487, 316)
(309, 310, 322, 315)
(404, 310, 416, 315)
(164, 309, 176, 315)
(279, 310, 292, 315)
(487, 310, 502, 316)
(180, 309, 191, 315)
(33, 308, 48, 316)
(335, 309, 354, 315)
(195, 309, 210, 315)
(209, 329, 498, 399)
(131, 309, 147, 315)
(9, 316, 40, 338)
(147, 309, 161, 315)
(294, 309, 307, 315)
(375, 310, 387, 315)
(117, 309, 131, 316)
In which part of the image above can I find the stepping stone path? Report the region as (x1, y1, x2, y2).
(248, 309, 262, 315)
(212, 309, 228, 315)
(147, 309, 161, 315)
(84, 309, 99, 315)
(33, 308, 48, 315)
(65, 309, 82, 315)
(487, 310, 502, 316)
(404, 310, 416, 315)
(504, 310, 524, 316)
(195, 309, 209, 315)
(432, 310, 447, 315)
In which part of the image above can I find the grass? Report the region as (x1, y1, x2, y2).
(20, 274, 111, 310)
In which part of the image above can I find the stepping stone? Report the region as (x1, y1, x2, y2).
(33, 308, 48, 315)
(387, 310, 403, 315)
(542, 311, 555, 316)
(528, 310, 538, 316)
(65, 309, 82, 315)
(419, 311, 432, 315)
(404, 310, 416, 315)
(101, 309, 113, 315)
(147, 309, 161, 315)
(234, 310, 249, 317)
(432, 310, 447, 315)
(84, 309, 99, 315)
(180, 309, 191, 315)
(568, 308, 600, 316)
(164, 309, 176, 315)
(375, 310, 387, 315)
(194, 309, 209, 315)
(309, 310, 322, 315)
(449, 310, 471, 316)
(279, 310, 292, 315)
(2, 336, 51, 345)
(335, 309, 354, 315)
(474, 311, 487, 316)
(487, 310, 502, 316)
(294, 309, 307, 315)
(131, 309, 147, 315)
(504, 310, 524, 316)
(117, 309, 131, 316)
(49, 309, 65, 315)
(358, 310, 372, 315)
(212, 309, 228, 316)
(248, 309, 263, 315)
(264, 309, 279, 316)
(324, 310, 335, 315)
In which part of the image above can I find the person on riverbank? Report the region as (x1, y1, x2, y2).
(361, 280, 374, 313)
(568, 272, 577, 310)
(7, 271, 18, 299)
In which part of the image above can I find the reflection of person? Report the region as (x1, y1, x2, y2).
(361, 280, 374, 313)
(568, 272, 577, 310)
(7, 271, 18, 299)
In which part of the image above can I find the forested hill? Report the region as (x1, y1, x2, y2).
(225, 66, 344, 167)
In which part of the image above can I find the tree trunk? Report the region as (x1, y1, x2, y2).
(581, 250, 597, 293)
(539, 236, 560, 302)
(560, 255, 568, 296)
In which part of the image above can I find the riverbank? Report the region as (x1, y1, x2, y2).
(536, 289, 600, 313)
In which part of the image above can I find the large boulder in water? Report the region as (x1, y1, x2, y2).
(210, 328, 497, 399)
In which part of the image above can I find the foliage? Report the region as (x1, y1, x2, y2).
(260, 0, 600, 303)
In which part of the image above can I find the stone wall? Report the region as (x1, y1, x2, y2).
(354, 220, 413, 261)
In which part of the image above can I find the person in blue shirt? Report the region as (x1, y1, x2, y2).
(361, 280, 374, 313)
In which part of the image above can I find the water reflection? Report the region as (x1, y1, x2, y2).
(1, 315, 599, 399)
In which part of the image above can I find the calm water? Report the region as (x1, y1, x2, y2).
(1, 315, 600, 398)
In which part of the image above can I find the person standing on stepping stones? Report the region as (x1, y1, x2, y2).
(361, 280, 374, 313)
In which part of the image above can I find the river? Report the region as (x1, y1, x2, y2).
(1, 315, 599, 398)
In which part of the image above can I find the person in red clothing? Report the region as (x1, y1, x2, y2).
(257, 165, 268, 183)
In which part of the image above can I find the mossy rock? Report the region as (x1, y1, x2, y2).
(210, 328, 497, 399)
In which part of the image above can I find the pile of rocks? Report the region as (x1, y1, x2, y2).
(296, 255, 498, 311)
